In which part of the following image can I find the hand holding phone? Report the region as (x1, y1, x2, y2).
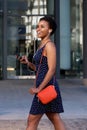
(19, 55, 29, 64)
(18, 56, 22, 60)
(16, 55, 22, 60)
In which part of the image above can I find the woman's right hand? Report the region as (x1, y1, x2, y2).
(20, 55, 29, 64)
(19, 55, 36, 71)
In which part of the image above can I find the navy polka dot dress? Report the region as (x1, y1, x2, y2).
(29, 45, 64, 114)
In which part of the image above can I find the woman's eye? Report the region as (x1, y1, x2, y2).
(36, 25, 45, 29)
(41, 25, 45, 28)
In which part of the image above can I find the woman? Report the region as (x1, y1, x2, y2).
(20, 16, 66, 130)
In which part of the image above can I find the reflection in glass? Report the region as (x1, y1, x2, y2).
(7, 0, 54, 15)
(0, 0, 3, 11)
(70, 0, 83, 77)
(7, 16, 44, 78)
(0, 15, 3, 79)
(6, 0, 54, 79)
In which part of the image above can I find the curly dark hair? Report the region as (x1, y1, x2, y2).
(40, 16, 57, 35)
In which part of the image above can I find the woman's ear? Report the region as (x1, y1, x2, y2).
(49, 29, 52, 34)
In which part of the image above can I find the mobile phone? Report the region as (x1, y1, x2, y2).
(16, 55, 22, 60)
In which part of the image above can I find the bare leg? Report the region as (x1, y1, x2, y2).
(46, 113, 66, 130)
(26, 114, 43, 130)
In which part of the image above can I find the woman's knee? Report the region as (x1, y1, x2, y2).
(46, 113, 61, 123)
(27, 114, 42, 127)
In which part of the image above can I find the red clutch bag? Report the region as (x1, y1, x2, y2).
(37, 85, 57, 104)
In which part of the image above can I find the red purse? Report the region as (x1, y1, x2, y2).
(37, 85, 57, 104)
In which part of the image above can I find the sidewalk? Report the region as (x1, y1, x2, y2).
(0, 79, 87, 130)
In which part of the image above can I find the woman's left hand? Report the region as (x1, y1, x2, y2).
(29, 87, 40, 95)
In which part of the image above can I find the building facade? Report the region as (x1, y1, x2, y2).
(0, 0, 85, 80)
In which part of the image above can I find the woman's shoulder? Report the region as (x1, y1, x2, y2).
(45, 41, 56, 50)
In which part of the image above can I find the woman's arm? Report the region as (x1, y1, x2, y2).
(29, 42, 56, 95)
(20, 56, 36, 71)
(38, 42, 56, 91)
(27, 61, 36, 71)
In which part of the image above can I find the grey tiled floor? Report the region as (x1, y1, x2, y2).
(0, 79, 87, 130)
(0, 119, 87, 130)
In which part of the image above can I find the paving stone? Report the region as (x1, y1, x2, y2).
(0, 119, 87, 130)
(0, 79, 87, 130)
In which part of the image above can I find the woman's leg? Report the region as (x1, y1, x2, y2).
(26, 114, 43, 130)
(46, 113, 66, 130)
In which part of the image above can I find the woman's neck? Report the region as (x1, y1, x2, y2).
(41, 37, 51, 45)
(38, 38, 51, 49)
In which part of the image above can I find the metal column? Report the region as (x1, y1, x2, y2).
(2, 0, 7, 79)
(83, 0, 87, 78)
(54, 0, 60, 79)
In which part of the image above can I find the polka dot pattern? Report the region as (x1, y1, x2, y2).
(30, 45, 64, 114)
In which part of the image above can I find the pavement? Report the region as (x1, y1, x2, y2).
(0, 79, 87, 130)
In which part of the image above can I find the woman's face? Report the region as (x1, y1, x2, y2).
(36, 20, 51, 39)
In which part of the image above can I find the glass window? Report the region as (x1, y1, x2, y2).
(0, 0, 3, 11)
(6, 0, 54, 79)
(7, 0, 54, 15)
(0, 15, 3, 79)
(7, 15, 45, 78)
(70, 0, 83, 77)
(0, 0, 4, 79)
(60, 0, 83, 78)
